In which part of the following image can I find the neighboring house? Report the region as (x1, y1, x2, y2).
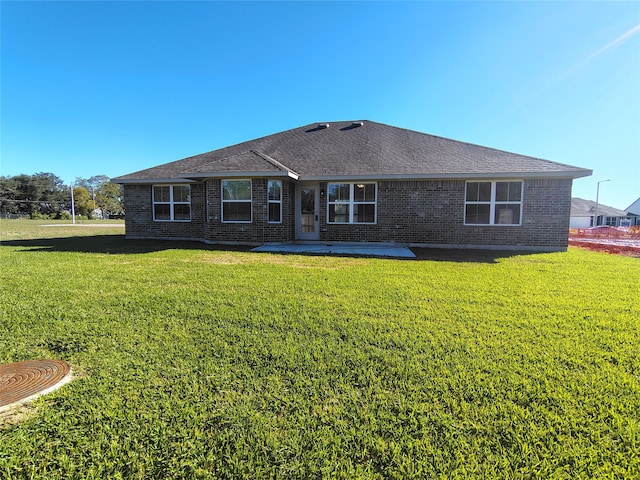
(626, 197, 640, 226)
(570, 198, 633, 228)
(113, 120, 592, 251)
(91, 208, 105, 220)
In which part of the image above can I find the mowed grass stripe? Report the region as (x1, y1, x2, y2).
(0, 220, 638, 479)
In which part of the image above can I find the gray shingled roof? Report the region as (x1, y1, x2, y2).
(113, 120, 592, 183)
(626, 197, 640, 215)
(571, 198, 628, 217)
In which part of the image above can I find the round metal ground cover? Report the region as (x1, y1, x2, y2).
(0, 359, 71, 408)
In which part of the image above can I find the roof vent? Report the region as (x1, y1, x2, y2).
(351, 121, 364, 127)
(318, 123, 330, 129)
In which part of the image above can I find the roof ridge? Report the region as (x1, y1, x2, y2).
(178, 150, 261, 174)
(251, 150, 300, 177)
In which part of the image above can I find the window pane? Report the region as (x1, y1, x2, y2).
(301, 189, 314, 214)
(173, 185, 191, 203)
(495, 182, 508, 202)
(465, 204, 490, 224)
(364, 184, 376, 202)
(154, 186, 170, 203)
(301, 212, 314, 232)
(222, 180, 251, 200)
(328, 183, 349, 202)
(467, 182, 491, 202)
(268, 203, 281, 223)
(223, 201, 251, 221)
(466, 182, 478, 201)
(354, 204, 375, 223)
(154, 204, 171, 220)
(508, 182, 522, 201)
(354, 183, 375, 202)
(268, 180, 281, 201)
(495, 204, 520, 224)
(173, 204, 191, 221)
(329, 204, 349, 223)
(478, 182, 491, 201)
(495, 182, 522, 202)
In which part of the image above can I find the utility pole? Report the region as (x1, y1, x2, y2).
(70, 185, 76, 224)
(593, 179, 610, 226)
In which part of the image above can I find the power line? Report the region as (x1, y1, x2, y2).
(0, 198, 67, 204)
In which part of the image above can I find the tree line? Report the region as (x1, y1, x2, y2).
(0, 173, 124, 219)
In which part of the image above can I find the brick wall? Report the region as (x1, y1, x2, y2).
(124, 178, 573, 250)
(203, 179, 295, 244)
(320, 179, 573, 249)
(123, 184, 205, 240)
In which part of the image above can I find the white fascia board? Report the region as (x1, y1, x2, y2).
(114, 169, 588, 184)
(113, 178, 193, 184)
(299, 170, 592, 182)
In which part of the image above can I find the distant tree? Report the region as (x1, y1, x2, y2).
(0, 176, 19, 215)
(14, 174, 40, 215)
(32, 172, 68, 215)
(75, 175, 109, 195)
(0, 173, 123, 219)
(0, 172, 68, 217)
(96, 182, 124, 217)
(72, 187, 95, 217)
(34, 172, 66, 197)
(75, 175, 124, 218)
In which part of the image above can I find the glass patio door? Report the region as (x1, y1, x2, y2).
(296, 184, 319, 240)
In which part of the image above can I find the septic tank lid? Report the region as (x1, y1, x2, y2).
(0, 359, 72, 410)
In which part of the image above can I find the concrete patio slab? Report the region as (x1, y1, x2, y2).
(251, 243, 416, 258)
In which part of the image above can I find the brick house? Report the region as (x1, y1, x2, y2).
(113, 120, 591, 251)
(570, 198, 632, 228)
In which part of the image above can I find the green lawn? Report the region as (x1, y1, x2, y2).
(1, 220, 638, 479)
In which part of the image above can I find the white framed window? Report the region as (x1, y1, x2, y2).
(327, 182, 376, 224)
(153, 185, 191, 222)
(465, 181, 523, 225)
(267, 180, 282, 223)
(222, 179, 252, 222)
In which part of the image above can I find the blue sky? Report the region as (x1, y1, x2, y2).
(2, 1, 639, 209)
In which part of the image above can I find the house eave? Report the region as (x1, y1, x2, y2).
(299, 170, 592, 182)
(112, 177, 194, 185)
(113, 169, 590, 184)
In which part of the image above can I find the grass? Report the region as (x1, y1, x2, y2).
(0, 219, 638, 479)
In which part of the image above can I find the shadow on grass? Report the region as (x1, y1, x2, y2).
(409, 247, 541, 263)
(0, 235, 253, 255)
(1, 235, 543, 263)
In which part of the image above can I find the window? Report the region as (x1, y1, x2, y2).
(267, 180, 282, 223)
(222, 179, 252, 222)
(465, 181, 522, 225)
(153, 185, 191, 221)
(327, 182, 376, 224)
